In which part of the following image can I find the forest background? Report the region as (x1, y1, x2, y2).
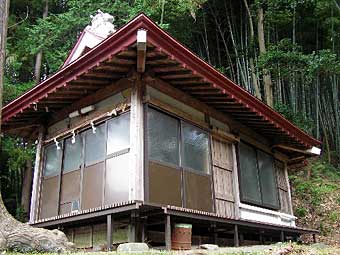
(0, 0, 339, 233)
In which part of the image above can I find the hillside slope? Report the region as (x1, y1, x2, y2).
(290, 159, 340, 245)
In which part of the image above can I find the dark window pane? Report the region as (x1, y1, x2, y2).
(63, 136, 83, 172)
(44, 143, 62, 177)
(85, 124, 106, 166)
(107, 113, 130, 155)
(147, 108, 179, 166)
(182, 122, 210, 173)
(239, 143, 262, 204)
(258, 150, 279, 208)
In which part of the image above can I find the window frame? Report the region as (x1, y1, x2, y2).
(42, 142, 64, 179)
(40, 111, 131, 214)
(146, 105, 211, 176)
(237, 141, 280, 210)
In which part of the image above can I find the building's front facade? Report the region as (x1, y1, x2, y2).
(2, 14, 320, 250)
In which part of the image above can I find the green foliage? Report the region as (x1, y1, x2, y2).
(0, 137, 35, 217)
(295, 206, 307, 218)
(274, 102, 313, 133)
(291, 159, 340, 208)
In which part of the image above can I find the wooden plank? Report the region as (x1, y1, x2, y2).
(231, 144, 241, 219)
(71, 79, 111, 85)
(108, 58, 136, 65)
(213, 167, 234, 200)
(284, 161, 294, 214)
(146, 97, 209, 130)
(275, 160, 288, 191)
(29, 126, 45, 223)
(211, 139, 233, 169)
(152, 65, 185, 73)
(159, 73, 199, 80)
(94, 64, 130, 73)
(171, 80, 210, 85)
(147, 59, 178, 66)
(211, 128, 240, 143)
(118, 50, 136, 58)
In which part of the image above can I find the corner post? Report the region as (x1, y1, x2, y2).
(29, 126, 45, 223)
(129, 73, 145, 201)
(165, 214, 171, 250)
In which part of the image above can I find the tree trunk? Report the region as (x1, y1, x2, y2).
(34, 0, 48, 83)
(257, 7, 273, 107)
(242, 0, 262, 100)
(0, 192, 74, 252)
(0, 0, 73, 252)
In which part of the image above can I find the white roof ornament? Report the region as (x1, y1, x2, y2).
(63, 10, 116, 67)
(87, 10, 116, 38)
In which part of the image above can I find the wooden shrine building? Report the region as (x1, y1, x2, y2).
(1, 13, 321, 250)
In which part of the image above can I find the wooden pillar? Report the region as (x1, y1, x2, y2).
(165, 215, 171, 250)
(234, 225, 239, 247)
(129, 211, 137, 242)
(29, 126, 45, 223)
(280, 231, 285, 242)
(107, 214, 113, 251)
(129, 74, 144, 202)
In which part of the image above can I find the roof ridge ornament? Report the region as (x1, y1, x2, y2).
(62, 10, 116, 66)
(86, 9, 116, 39)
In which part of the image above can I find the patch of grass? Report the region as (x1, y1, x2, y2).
(295, 206, 308, 218)
(328, 211, 340, 223)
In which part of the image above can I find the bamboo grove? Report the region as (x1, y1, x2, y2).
(1, 0, 339, 219)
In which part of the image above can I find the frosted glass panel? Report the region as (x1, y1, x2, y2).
(147, 108, 179, 166)
(63, 136, 83, 172)
(239, 142, 262, 204)
(107, 113, 130, 155)
(44, 143, 62, 177)
(258, 150, 279, 208)
(182, 123, 209, 173)
(104, 153, 130, 204)
(85, 124, 106, 166)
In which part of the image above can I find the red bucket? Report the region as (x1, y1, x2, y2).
(171, 224, 192, 250)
